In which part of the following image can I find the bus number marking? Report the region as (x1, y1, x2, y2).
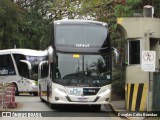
(69, 88, 83, 95)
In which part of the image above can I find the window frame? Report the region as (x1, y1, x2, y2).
(0, 54, 16, 76)
(127, 39, 141, 65)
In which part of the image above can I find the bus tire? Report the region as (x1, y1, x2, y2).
(13, 83, 19, 96)
(91, 105, 101, 111)
(33, 92, 38, 96)
(47, 86, 50, 102)
(39, 85, 45, 102)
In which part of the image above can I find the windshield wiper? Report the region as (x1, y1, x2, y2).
(75, 59, 80, 73)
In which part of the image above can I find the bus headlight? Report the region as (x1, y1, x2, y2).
(27, 80, 37, 86)
(32, 82, 36, 86)
(98, 89, 111, 97)
(54, 88, 67, 96)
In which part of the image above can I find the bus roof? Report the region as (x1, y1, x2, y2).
(54, 19, 108, 27)
(0, 49, 47, 56)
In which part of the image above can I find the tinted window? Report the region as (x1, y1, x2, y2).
(13, 54, 26, 77)
(0, 54, 16, 76)
(40, 62, 49, 78)
(26, 56, 47, 80)
(54, 53, 112, 87)
(55, 24, 108, 47)
(13, 54, 47, 79)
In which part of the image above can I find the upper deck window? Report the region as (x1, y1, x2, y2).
(55, 24, 109, 47)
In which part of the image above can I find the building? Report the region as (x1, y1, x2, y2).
(117, 17, 160, 111)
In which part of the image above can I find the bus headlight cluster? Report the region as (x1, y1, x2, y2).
(27, 80, 37, 86)
(54, 88, 67, 96)
(98, 89, 111, 97)
(32, 82, 36, 86)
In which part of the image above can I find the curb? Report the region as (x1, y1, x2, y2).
(109, 102, 126, 112)
(109, 103, 127, 119)
(109, 103, 146, 120)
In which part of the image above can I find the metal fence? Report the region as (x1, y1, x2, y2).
(0, 82, 16, 111)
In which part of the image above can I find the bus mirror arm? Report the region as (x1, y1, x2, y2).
(48, 46, 54, 63)
(112, 47, 119, 64)
(20, 60, 32, 70)
(20, 60, 32, 79)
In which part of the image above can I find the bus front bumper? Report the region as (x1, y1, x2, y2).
(49, 88, 111, 105)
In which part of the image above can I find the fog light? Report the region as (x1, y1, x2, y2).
(55, 97, 59, 101)
(54, 88, 67, 96)
(105, 98, 109, 101)
(98, 89, 111, 97)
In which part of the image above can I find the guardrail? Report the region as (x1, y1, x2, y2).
(0, 82, 17, 111)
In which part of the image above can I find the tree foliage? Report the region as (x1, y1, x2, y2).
(0, 0, 21, 49)
(0, 0, 160, 97)
(0, 0, 160, 50)
(0, 0, 51, 50)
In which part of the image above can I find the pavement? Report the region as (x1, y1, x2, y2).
(1, 94, 153, 119)
(110, 100, 146, 120)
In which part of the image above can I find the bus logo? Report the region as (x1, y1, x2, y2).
(0, 69, 8, 75)
(76, 44, 90, 48)
(0, 68, 16, 76)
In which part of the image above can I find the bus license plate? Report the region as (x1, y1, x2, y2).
(78, 97, 88, 102)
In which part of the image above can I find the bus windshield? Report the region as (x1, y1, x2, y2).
(55, 24, 108, 47)
(26, 56, 47, 80)
(13, 54, 47, 80)
(54, 52, 112, 87)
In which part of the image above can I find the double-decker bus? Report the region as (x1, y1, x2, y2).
(38, 19, 119, 110)
(0, 49, 47, 96)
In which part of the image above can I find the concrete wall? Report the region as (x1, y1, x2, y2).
(126, 66, 148, 83)
(117, 17, 160, 111)
(117, 18, 160, 39)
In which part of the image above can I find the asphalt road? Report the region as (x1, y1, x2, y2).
(1, 94, 126, 120)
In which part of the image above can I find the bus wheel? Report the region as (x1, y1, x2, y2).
(39, 86, 44, 102)
(13, 83, 19, 96)
(47, 86, 50, 102)
(91, 105, 101, 111)
(33, 92, 38, 96)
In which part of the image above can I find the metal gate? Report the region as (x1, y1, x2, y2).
(153, 72, 160, 111)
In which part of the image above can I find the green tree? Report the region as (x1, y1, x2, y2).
(0, 0, 51, 50)
(0, 0, 21, 49)
(153, 0, 160, 17)
(114, 0, 160, 18)
(48, 0, 82, 20)
(114, 0, 142, 17)
(14, 0, 51, 50)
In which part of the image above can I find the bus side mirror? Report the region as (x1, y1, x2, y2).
(38, 61, 48, 70)
(112, 47, 119, 64)
(19, 60, 32, 79)
(38, 61, 49, 79)
(20, 60, 32, 70)
(48, 46, 54, 63)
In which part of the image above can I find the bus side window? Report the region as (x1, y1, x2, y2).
(0, 54, 16, 76)
(13, 54, 26, 76)
(50, 63, 53, 79)
(19, 62, 30, 78)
